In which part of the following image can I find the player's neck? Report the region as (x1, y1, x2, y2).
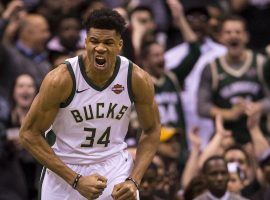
(84, 56, 115, 88)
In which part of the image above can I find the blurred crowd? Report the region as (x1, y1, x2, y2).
(0, 0, 270, 199)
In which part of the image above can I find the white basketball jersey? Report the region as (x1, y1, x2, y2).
(51, 55, 134, 164)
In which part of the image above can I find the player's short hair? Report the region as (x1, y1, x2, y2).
(84, 8, 126, 36)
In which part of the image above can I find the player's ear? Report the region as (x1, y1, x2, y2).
(85, 37, 88, 49)
(118, 39, 123, 51)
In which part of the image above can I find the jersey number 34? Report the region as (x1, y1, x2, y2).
(81, 127, 111, 147)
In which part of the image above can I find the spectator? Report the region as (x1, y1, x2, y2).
(198, 84, 270, 198)
(141, 0, 199, 130)
(6, 74, 37, 127)
(198, 15, 270, 145)
(252, 149, 270, 200)
(224, 145, 261, 198)
(0, 13, 51, 100)
(0, 0, 26, 44)
(194, 156, 248, 200)
(227, 162, 246, 194)
(128, 6, 157, 63)
(207, 1, 225, 42)
(230, 0, 270, 51)
(15, 14, 50, 64)
(47, 15, 82, 55)
(184, 175, 208, 200)
(140, 162, 162, 200)
(165, 3, 227, 149)
(140, 0, 200, 177)
(182, 115, 234, 191)
(5, 74, 40, 200)
(36, 0, 64, 33)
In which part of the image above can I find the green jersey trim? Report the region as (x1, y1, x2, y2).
(60, 61, 76, 108)
(45, 129, 56, 146)
(38, 167, 47, 200)
(127, 61, 134, 103)
(78, 55, 121, 92)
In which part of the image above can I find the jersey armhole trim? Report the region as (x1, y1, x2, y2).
(127, 61, 134, 103)
(60, 61, 76, 108)
(38, 167, 47, 200)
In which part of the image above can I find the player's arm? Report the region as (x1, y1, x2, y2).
(19, 64, 78, 184)
(112, 64, 160, 200)
(20, 64, 107, 199)
(130, 64, 161, 184)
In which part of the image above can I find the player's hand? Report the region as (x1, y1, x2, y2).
(111, 180, 137, 200)
(76, 173, 107, 200)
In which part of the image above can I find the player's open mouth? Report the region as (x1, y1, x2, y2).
(95, 56, 106, 68)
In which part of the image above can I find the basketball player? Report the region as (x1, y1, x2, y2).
(19, 9, 160, 200)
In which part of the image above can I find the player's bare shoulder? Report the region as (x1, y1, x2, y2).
(39, 63, 73, 106)
(45, 64, 72, 87)
(131, 63, 155, 103)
